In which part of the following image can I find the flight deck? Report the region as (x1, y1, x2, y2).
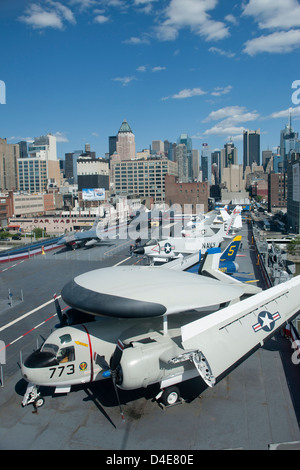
(0, 220, 300, 450)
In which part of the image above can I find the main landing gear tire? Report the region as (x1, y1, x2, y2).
(160, 386, 180, 406)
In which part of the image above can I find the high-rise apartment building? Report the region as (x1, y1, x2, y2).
(0, 138, 19, 191)
(116, 119, 136, 161)
(243, 129, 260, 171)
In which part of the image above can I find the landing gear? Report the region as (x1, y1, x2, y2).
(22, 383, 45, 409)
(157, 386, 181, 407)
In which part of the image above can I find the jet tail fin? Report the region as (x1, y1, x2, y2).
(220, 236, 241, 262)
(198, 247, 261, 295)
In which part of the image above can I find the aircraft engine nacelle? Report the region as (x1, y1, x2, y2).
(118, 341, 188, 390)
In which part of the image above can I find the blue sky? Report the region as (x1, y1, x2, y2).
(1, 0, 300, 164)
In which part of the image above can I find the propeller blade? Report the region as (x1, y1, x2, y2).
(110, 339, 125, 371)
(53, 294, 66, 326)
(94, 353, 110, 371)
(110, 339, 126, 422)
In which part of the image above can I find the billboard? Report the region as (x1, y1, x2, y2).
(82, 188, 106, 201)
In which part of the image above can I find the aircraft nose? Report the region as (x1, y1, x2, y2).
(133, 247, 145, 255)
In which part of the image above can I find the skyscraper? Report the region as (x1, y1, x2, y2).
(201, 143, 212, 183)
(243, 129, 260, 171)
(116, 119, 136, 161)
(280, 110, 299, 172)
(177, 133, 193, 181)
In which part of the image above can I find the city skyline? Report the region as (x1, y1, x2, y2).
(1, 0, 300, 163)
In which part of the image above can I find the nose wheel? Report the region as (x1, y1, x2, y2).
(158, 386, 181, 407)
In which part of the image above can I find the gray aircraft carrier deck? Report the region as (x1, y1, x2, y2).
(0, 221, 300, 451)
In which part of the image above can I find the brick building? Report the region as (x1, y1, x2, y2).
(165, 175, 209, 213)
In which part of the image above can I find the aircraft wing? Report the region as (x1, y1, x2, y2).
(180, 275, 300, 387)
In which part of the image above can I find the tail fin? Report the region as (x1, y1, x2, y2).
(198, 247, 261, 295)
(91, 215, 100, 229)
(220, 236, 241, 262)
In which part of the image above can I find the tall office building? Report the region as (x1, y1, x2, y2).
(18, 141, 28, 159)
(243, 129, 260, 171)
(112, 158, 178, 203)
(65, 150, 83, 182)
(221, 142, 237, 168)
(116, 119, 136, 161)
(177, 133, 193, 181)
(0, 138, 19, 191)
(108, 136, 117, 157)
(192, 149, 200, 181)
(201, 143, 212, 183)
(175, 144, 189, 182)
(280, 110, 300, 172)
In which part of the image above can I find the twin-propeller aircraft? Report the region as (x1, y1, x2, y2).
(20, 245, 300, 418)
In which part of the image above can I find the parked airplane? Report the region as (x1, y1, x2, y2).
(183, 206, 242, 238)
(164, 236, 242, 275)
(57, 217, 102, 250)
(133, 219, 233, 262)
(57, 217, 128, 250)
(21, 249, 300, 417)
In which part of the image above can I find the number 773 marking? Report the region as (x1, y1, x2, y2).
(49, 364, 75, 378)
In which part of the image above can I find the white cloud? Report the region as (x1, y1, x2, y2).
(156, 0, 230, 42)
(69, 0, 98, 10)
(54, 131, 69, 142)
(19, 2, 76, 29)
(151, 66, 166, 72)
(204, 125, 246, 136)
(225, 14, 238, 25)
(94, 14, 109, 23)
(211, 85, 232, 96)
(244, 29, 300, 55)
(203, 105, 260, 136)
(163, 87, 207, 100)
(136, 65, 166, 72)
(203, 106, 249, 122)
(112, 76, 137, 86)
(268, 106, 300, 119)
(209, 47, 235, 58)
(123, 36, 150, 45)
(242, 0, 300, 30)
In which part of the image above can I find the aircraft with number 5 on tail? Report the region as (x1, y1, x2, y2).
(21, 249, 300, 416)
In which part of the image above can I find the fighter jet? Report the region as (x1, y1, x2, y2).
(56, 217, 101, 250)
(133, 219, 232, 263)
(162, 236, 242, 275)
